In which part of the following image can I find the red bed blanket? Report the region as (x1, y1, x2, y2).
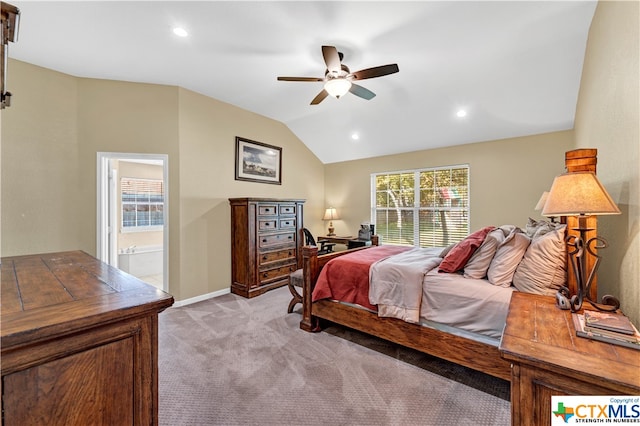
(312, 245, 411, 310)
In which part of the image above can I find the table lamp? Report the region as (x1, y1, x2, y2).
(534, 191, 556, 223)
(542, 172, 621, 312)
(323, 207, 339, 236)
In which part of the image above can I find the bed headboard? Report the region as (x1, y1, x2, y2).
(563, 148, 598, 300)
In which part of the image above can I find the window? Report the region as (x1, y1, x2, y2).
(121, 178, 164, 230)
(371, 165, 469, 247)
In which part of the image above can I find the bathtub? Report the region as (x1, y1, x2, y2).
(118, 245, 163, 277)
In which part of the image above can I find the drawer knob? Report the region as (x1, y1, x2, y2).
(262, 256, 267, 261)
(288, 251, 293, 256)
(262, 239, 267, 243)
(288, 235, 293, 239)
(263, 273, 268, 278)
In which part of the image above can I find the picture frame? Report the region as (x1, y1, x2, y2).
(235, 137, 282, 185)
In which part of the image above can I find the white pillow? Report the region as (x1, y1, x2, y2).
(487, 229, 531, 287)
(525, 217, 557, 238)
(513, 225, 567, 296)
(463, 228, 504, 279)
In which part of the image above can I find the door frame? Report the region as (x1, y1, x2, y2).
(96, 152, 169, 291)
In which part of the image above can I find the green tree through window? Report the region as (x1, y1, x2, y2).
(372, 165, 469, 247)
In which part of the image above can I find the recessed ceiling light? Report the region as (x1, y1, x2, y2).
(456, 109, 467, 118)
(173, 27, 188, 37)
(351, 133, 360, 140)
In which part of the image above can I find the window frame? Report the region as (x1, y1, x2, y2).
(120, 177, 165, 233)
(370, 164, 470, 247)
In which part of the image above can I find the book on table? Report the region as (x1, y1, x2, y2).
(583, 310, 636, 335)
(584, 322, 640, 341)
(572, 313, 640, 350)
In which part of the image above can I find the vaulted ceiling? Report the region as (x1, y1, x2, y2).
(8, 1, 597, 163)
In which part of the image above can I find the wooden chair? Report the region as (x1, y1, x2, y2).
(302, 228, 335, 255)
(288, 229, 335, 313)
(287, 268, 304, 314)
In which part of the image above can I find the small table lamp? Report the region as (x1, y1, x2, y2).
(534, 191, 556, 223)
(323, 207, 339, 236)
(541, 172, 621, 312)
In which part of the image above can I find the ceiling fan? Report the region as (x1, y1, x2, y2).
(277, 45, 399, 105)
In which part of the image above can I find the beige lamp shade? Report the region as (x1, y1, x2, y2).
(323, 207, 339, 220)
(534, 191, 549, 211)
(541, 172, 621, 217)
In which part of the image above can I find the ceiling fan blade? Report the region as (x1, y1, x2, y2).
(352, 64, 399, 80)
(310, 89, 329, 105)
(322, 45, 342, 73)
(277, 76, 324, 82)
(349, 83, 376, 100)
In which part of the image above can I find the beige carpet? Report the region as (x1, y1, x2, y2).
(158, 286, 510, 425)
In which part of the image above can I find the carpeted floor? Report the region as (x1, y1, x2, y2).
(158, 286, 510, 425)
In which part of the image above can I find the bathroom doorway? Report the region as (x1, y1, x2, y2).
(97, 152, 169, 291)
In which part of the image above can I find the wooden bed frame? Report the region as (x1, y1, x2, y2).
(299, 149, 599, 383)
(300, 240, 513, 381)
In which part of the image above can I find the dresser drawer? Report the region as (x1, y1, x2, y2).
(259, 263, 297, 284)
(258, 205, 278, 216)
(279, 217, 296, 229)
(259, 248, 296, 265)
(259, 232, 295, 248)
(258, 219, 278, 231)
(260, 218, 296, 231)
(279, 204, 297, 215)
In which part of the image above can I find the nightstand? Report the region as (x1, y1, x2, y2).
(500, 292, 640, 426)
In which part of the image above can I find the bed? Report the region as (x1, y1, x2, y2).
(299, 149, 599, 382)
(300, 220, 573, 382)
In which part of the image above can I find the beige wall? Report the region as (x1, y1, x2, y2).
(176, 88, 325, 300)
(1, 62, 80, 254)
(574, 0, 639, 325)
(74, 76, 183, 296)
(1, 60, 325, 302)
(325, 131, 574, 236)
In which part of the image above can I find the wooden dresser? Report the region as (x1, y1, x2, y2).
(1, 250, 174, 425)
(229, 197, 304, 298)
(500, 292, 640, 426)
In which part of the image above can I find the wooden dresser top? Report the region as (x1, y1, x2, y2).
(500, 292, 640, 392)
(1, 250, 174, 350)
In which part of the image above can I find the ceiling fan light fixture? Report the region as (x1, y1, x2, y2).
(324, 78, 351, 98)
(172, 27, 188, 37)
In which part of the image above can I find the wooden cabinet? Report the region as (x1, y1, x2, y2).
(500, 292, 640, 426)
(0, 250, 174, 425)
(229, 197, 304, 298)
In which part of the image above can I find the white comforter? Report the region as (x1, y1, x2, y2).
(368, 247, 443, 324)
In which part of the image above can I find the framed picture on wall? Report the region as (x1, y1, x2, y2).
(235, 137, 282, 185)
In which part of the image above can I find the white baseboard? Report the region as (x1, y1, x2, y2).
(172, 288, 230, 307)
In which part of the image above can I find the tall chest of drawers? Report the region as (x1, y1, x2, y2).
(229, 198, 305, 298)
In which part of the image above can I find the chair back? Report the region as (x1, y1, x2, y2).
(302, 228, 317, 246)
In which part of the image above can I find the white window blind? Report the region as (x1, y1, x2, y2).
(121, 178, 164, 229)
(371, 165, 469, 247)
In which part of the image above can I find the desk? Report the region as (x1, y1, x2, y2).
(318, 235, 375, 249)
(318, 235, 355, 245)
(1, 250, 174, 425)
(500, 292, 640, 426)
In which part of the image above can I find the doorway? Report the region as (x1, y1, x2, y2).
(97, 152, 169, 291)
